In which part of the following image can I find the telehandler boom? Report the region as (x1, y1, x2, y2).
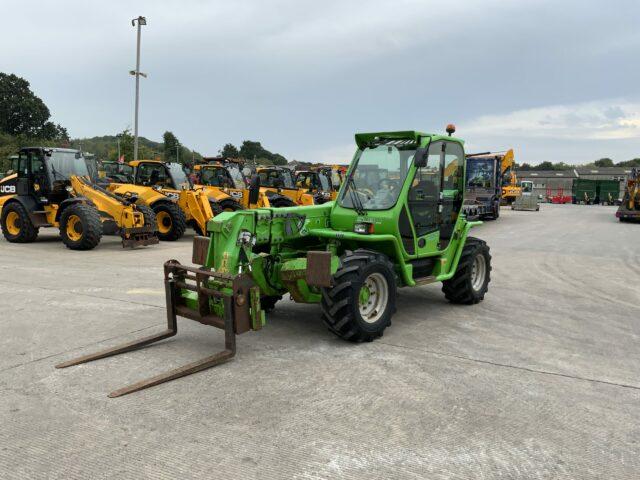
(58, 127, 491, 396)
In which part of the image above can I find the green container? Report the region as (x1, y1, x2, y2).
(572, 179, 597, 204)
(596, 180, 620, 205)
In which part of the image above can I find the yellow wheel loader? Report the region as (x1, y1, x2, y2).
(194, 162, 311, 208)
(254, 166, 316, 206)
(294, 168, 335, 203)
(105, 160, 215, 240)
(0, 148, 158, 250)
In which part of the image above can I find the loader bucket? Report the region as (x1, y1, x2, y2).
(56, 259, 263, 397)
(121, 225, 160, 248)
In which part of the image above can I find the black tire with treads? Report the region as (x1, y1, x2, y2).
(152, 202, 186, 241)
(321, 249, 396, 342)
(270, 196, 296, 208)
(60, 203, 102, 250)
(1, 202, 39, 243)
(135, 204, 157, 231)
(442, 237, 491, 304)
(260, 295, 282, 312)
(218, 198, 243, 212)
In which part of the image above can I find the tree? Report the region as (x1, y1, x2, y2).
(239, 140, 264, 160)
(533, 161, 554, 170)
(594, 158, 614, 167)
(163, 131, 180, 163)
(616, 158, 640, 167)
(271, 153, 287, 166)
(0, 73, 67, 139)
(238, 140, 288, 165)
(219, 143, 239, 158)
(40, 122, 69, 142)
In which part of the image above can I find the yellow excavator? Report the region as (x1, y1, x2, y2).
(103, 160, 215, 240)
(0, 147, 157, 250)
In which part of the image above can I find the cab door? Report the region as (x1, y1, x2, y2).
(16, 150, 48, 197)
(438, 141, 464, 249)
(407, 141, 443, 255)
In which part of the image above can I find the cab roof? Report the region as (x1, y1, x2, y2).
(20, 147, 81, 154)
(354, 130, 464, 149)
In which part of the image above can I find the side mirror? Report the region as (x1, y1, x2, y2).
(414, 148, 428, 168)
(248, 174, 261, 205)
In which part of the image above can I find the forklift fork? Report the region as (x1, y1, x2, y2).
(55, 259, 252, 398)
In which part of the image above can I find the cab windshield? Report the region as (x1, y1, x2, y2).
(318, 172, 330, 191)
(339, 145, 414, 211)
(226, 165, 247, 189)
(259, 169, 295, 189)
(167, 163, 192, 189)
(42, 151, 89, 179)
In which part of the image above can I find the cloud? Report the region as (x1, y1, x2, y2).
(462, 100, 640, 141)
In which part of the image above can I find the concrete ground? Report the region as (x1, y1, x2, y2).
(0, 204, 638, 479)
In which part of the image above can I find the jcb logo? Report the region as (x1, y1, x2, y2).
(230, 191, 243, 199)
(0, 185, 16, 194)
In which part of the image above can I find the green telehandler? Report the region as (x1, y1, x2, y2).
(57, 126, 492, 397)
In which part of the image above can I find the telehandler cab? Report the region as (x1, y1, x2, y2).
(0, 148, 158, 250)
(106, 160, 216, 240)
(294, 168, 335, 203)
(58, 128, 492, 397)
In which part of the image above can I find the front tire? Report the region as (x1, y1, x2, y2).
(1, 202, 39, 243)
(136, 204, 157, 231)
(321, 250, 396, 342)
(152, 202, 186, 241)
(442, 237, 491, 304)
(219, 198, 243, 212)
(261, 295, 282, 312)
(270, 196, 296, 208)
(60, 203, 102, 250)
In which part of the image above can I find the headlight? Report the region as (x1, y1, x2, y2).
(354, 222, 374, 234)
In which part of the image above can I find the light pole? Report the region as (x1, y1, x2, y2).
(130, 16, 147, 161)
(116, 134, 121, 161)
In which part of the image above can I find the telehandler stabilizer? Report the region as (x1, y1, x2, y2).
(58, 128, 492, 396)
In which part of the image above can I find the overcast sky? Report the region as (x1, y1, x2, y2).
(2, 0, 639, 164)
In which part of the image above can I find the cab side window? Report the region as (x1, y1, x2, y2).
(31, 157, 46, 175)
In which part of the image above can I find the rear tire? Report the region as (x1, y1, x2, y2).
(442, 237, 491, 304)
(60, 203, 102, 250)
(1, 202, 39, 243)
(321, 249, 396, 342)
(152, 202, 186, 241)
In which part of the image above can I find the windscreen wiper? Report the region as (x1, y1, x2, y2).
(347, 176, 366, 216)
(51, 165, 69, 182)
